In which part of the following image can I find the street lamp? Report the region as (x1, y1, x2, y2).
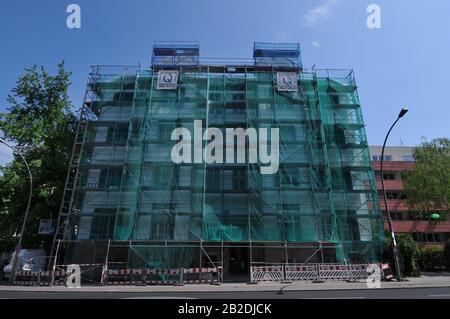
(380, 107, 408, 281)
(0, 138, 33, 285)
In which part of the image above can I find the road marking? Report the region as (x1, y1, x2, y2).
(121, 296, 197, 299)
(428, 294, 450, 297)
(302, 297, 365, 299)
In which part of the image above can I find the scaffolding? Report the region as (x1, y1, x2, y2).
(52, 42, 384, 279)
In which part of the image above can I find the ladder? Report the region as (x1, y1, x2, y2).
(49, 68, 100, 266)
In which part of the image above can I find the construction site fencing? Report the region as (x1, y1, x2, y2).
(13, 263, 104, 286)
(250, 263, 386, 283)
(12, 263, 392, 286)
(250, 265, 284, 282)
(12, 269, 65, 286)
(13, 266, 222, 286)
(105, 266, 222, 285)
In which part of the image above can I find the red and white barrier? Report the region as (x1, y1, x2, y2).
(251, 263, 385, 283)
(250, 265, 284, 282)
(285, 264, 318, 281)
(381, 263, 394, 280)
(318, 264, 352, 280)
(106, 267, 222, 285)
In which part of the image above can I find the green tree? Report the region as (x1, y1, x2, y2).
(417, 247, 445, 272)
(444, 240, 450, 270)
(384, 233, 420, 277)
(0, 62, 76, 254)
(402, 138, 450, 220)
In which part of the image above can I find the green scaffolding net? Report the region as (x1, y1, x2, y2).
(69, 64, 384, 268)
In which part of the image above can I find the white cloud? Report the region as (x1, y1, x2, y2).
(312, 41, 321, 48)
(303, 0, 338, 27)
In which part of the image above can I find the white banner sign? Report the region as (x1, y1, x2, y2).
(157, 70, 179, 90)
(277, 72, 298, 92)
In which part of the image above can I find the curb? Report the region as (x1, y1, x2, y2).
(1, 283, 450, 294)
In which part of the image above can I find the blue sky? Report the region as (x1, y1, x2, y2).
(0, 0, 449, 163)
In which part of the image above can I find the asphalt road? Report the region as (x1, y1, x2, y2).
(0, 287, 450, 299)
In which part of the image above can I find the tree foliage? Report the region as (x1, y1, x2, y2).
(417, 247, 447, 272)
(0, 62, 76, 253)
(445, 240, 450, 269)
(402, 138, 450, 219)
(384, 233, 420, 277)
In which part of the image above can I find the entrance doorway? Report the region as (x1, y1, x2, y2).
(223, 247, 249, 282)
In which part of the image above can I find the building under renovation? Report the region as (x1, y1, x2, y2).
(52, 42, 384, 280)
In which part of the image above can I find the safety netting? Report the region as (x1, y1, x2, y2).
(67, 65, 384, 268)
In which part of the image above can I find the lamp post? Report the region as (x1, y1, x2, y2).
(380, 107, 408, 281)
(0, 139, 33, 285)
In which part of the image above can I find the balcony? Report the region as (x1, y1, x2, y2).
(376, 179, 404, 191)
(384, 220, 450, 233)
(379, 199, 408, 211)
(372, 161, 414, 171)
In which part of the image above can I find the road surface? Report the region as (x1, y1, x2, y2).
(0, 287, 450, 299)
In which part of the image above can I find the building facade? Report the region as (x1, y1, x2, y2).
(370, 146, 450, 247)
(53, 42, 384, 278)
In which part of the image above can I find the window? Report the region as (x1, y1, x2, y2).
(402, 155, 414, 161)
(258, 103, 272, 112)
(383, 173, 397, 180)
(159, 124, 173, 140)
(390, 212, 404, 221)
(153, 166, 173, 187)
(106, 125, 129, 144)
(150, 214, 174, 240)
(206, 169, 221, 190)
(99, 168, 122, 188)
(372, 155, 393, 161)
(383, 192, 406, 200)
(279, 167, 301, 187)
(233, 169, 247, 191)
(90, 208, 116, 239)
(229, 105, 245, 114)
(231, 93, 244, 101)
(281, 126, 296, 142)
(413, 232, 450, 243)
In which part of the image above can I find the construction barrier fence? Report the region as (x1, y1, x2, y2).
(12, 263, 392, 286)
(13, 266, 222, 286)
(105, 267, 222, 285)
(250, 263, 387, 283)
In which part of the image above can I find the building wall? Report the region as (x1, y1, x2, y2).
(370, 146, 450, 247)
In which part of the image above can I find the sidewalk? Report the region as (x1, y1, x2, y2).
(1, 275, 450, 293)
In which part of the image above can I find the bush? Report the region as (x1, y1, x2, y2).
(444, 240, 450, 269)
(417, 247, 446, 272)
(383, 233, 420, 277)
